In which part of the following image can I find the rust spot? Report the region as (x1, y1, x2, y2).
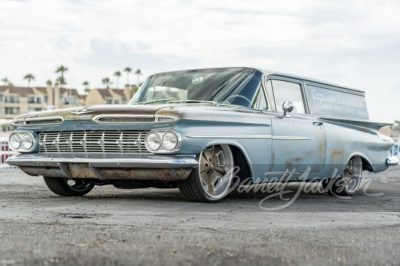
(285, 161, 293, 168)
(294, 157, 301, 162)
(331, 150, 344, 156)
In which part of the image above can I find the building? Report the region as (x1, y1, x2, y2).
(0, 84, 84, 119)
(85, 85, 133, 106)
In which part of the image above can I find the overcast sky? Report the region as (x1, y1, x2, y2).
(0, 0, 399, 121)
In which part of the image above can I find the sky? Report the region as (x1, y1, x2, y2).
(0, 0, 399, 122)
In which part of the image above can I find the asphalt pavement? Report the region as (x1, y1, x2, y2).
(0, 168, 400, 265)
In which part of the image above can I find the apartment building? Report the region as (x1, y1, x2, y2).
(85, 85, 133, 106)
(0, 84, 84, 119)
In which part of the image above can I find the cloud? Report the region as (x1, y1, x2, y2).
(0, 0, 399, 121)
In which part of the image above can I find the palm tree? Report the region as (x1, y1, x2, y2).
(135, 69, 142, 86)
(56, 76, 67, 87)
(23, 73, 35, 87)
(114, 71, 121, 88)
(102, 78, 112, 88)
(124, 67, 132, 85)
(55, 65, 68, 78)
(46, 80, 52, 86)
(2, 78, 8, 86)
(82, 81, 90, 93)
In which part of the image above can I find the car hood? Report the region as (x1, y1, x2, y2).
(19, 104, 268, 125)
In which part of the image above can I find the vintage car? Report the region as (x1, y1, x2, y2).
(6, 67, 399, 202)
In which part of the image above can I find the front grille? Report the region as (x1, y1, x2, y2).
(39, 131, 150, 154)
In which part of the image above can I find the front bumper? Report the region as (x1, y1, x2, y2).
(7, 154, 198, 181)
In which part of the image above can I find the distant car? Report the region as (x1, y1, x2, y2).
(6, 67, 399, 202)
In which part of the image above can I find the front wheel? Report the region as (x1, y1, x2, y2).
(43, 177, 94, 196)
(322, 157, 362, 196)
(178, 145, 235, 202)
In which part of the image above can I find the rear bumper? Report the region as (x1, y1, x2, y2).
(387, 157, 399, 166)
(6, 154, 198, 181)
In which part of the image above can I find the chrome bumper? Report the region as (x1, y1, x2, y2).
(6, 154, 198, 181)
(387, 157, 399, 166)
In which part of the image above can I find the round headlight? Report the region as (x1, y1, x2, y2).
(22, 133, 34, 150)
(9, 133, 21, 150)
(145, 132, 161, 151)
(162, 131, 178, 151)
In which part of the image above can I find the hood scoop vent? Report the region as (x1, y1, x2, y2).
(92, 115, 177, 124)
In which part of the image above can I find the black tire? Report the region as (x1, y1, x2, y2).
(178, 145, 235, 203)
(322, 157, 362, 196)
(43, 177, 94, 196)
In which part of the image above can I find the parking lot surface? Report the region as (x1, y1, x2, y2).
(0, 168, 400, 265)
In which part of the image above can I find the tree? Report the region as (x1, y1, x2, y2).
(2, 78, 8, 86)
(55, 65, 68, 78)
(82, 81, 90, 93)
(23, 73, 35, 87)
(135, 69, 142, 86)
(124, 67, 132, 85)
(114, 71, 121, 88)
(56, 76, 67, 87)
(46, 80, 52, 86)
(102, 78, 112, 88)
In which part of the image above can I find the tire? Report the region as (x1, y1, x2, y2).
(178, 145, 235, 203)
(43, 177, 94, 196)
(322, 156, 362, 196)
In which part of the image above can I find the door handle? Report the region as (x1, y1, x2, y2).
(313, 122, 323, 126)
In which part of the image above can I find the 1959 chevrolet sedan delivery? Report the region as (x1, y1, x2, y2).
(7, 67, 399, 202)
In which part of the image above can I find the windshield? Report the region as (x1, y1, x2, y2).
(129, 68, 262, 108)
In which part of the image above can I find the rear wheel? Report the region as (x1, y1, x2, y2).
(43, 177, 94, 196)
(178, 145, 234, 202)
(322, 157, 362, 196)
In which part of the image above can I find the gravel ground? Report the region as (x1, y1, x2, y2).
(0, 168, 400, 266)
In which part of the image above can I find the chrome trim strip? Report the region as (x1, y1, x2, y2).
(6, 154, 199, 169)
(186, 135, 310, 140)
(272, 136, 311, 140)
(186, 135, 273, 139)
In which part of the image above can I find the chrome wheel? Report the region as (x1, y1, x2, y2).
(342, 157, 362, 194)
(178, 144, 235, 202)
(198, 145, 234, 200)
(64, 179, 94, 193)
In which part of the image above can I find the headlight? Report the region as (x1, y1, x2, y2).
(162, 131, 178, 151)
(22, 133, 34, 150)
(9, 133, 21, 150)
(145, 132, 162, 151)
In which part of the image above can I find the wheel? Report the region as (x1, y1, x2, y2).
(178, 145, 234, 202)
(43, 177, 94, 196)
(322, 157, 362, 196)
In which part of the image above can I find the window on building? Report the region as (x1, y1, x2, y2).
(270, 80, 305, 114)
(106, 99, 112, 104)
(122, 97, 127, 104)
(114, 99, 120, 104)
(0, 93, 3, 102)
(44, 95, 48, 104)
(28, 96, 42, 104)
(5, 95, 20, 103)
(5, 107, 20, 114)
(63, 97, 77, 105)
(28, 108, 42, 112)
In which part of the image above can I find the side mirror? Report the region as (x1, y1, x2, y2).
(282, 101, 294, 118)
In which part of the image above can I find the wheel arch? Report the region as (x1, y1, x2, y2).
(347, 152, 374, 172)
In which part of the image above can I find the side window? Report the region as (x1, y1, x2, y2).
(252, 88, 267, 110)
(271, 80, 305, 114)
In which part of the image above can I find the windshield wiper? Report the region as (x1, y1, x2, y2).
(168, 100, 218, 106)
(135, 98, 175, 105)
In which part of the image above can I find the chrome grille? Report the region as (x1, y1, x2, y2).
(39, 131, 150, 154)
